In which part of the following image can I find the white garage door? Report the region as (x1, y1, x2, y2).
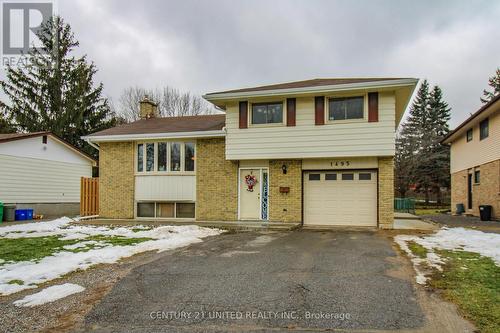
(304, 171, 377, 226)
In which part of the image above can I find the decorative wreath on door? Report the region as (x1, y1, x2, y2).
(245, 174, 257, 192)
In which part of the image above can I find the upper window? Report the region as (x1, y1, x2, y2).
(474, 170, 480, 184)
(184, 143, 195, 172)
(480, 118, 489, 140)
(328, 96, 364, 121)
(137, 142, 195, 173)
(251, 102, 283, 124)
(466, 129, 473, 142)
(170, 143, 181, 171)
(137, 144, 144, 172)
(146, 143, 154, 172)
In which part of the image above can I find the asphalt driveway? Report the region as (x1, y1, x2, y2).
(79, 230, 425, 332)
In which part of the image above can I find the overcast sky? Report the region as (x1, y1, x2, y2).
(4, 0, 500, 127)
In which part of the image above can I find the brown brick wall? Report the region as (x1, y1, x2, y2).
(452, 159, 500, 219)
(99, 142, 135, 219)
(269, 160, 302, 223)
(196, 138, 238, 221)
(378, 156, 394, 229)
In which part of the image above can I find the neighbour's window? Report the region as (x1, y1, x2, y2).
(146, 143, 155, 172)
(170, 143, 181, 171)
(328, 96, 364, 121)
(325, 173, 337, 180)
(480, 118, 489, 140)
(359, 173, 372, 180)
(157, 143, 167, 171)
(251, 102, 283, 124)
(137, 144, 143, 172)
(309, 174, 321, 181)
(474, 170, 480, 184)
(342, 173, 354, 180)
(185, 143, 195, 171)
(466, 129, 473, 142)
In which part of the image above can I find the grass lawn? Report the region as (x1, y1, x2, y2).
(406, 245, 500, 333)
(0, 235, 152, 264)
(414, 208, 447, 216)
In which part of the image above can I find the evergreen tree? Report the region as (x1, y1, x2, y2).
(395, 80, 451, 204)
(0, 16, 116, 157)
(424, 86, 451, 203)
(480, 68, 500, 104)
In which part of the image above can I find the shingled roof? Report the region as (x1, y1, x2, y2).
(205, 78, 412, 95)
(87, 114, 226, 137)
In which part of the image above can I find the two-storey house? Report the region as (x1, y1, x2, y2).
(85, 78, 418, 228)
(442, 94, 499, 219)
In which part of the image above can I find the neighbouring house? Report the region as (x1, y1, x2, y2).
(84, 78, 418, 228)
(442, 94, 500, 219)
(0, 132, 97, 217)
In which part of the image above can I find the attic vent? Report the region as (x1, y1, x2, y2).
(42, 135, 48, 144)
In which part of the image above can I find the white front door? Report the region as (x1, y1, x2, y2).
(239, 168, 266, 220)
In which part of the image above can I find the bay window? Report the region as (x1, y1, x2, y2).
(136, 141, 195, 173)
(170, 143, 181, 171)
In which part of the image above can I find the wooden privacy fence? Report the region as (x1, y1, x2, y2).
(80, 177, 99, 216)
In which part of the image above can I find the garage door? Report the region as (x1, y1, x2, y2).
(304, 171, 377, 226)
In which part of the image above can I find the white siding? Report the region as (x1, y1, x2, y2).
(0, 155, 92, 203)
(225, 92, 396, 160)
(450, 110, 500, 173)
(135, 175, 196, 201)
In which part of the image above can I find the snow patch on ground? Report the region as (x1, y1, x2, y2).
(13, 283, 85, 307)
(0, 218, 223, 295)
(395, 227, 500, 285)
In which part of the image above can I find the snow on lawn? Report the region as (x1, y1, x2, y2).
(13, 283, 85, 307)
(395, 227, 500, 284)
(0, 217, 223, 295)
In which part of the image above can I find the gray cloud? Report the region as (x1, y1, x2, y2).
(4, 0, 500, 127)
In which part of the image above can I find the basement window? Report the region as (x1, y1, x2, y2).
(137, 202, 195, 219)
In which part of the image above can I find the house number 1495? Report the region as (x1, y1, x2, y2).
(331, 161, 350, 167)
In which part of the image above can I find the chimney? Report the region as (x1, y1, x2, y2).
(139, 95, 159, 119)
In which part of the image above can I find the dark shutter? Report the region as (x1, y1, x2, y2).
(315, 96, 325, 125)
(239, 101, 248, 129)
(368, 92, 379, 122)
(286, 98, 296, 126)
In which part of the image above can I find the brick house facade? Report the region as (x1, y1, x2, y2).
(85, 78, 418, 228)
(443, 95, 500, 219)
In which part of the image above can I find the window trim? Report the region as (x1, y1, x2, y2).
(325, 93, 368, 124)
(479, 118, 489, 140)
(248, 99, 286, 127)
(136, 140, 196, 175)
(466, 128, 473, 142)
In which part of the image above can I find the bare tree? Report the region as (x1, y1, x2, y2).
(116, 86, 218, 122)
